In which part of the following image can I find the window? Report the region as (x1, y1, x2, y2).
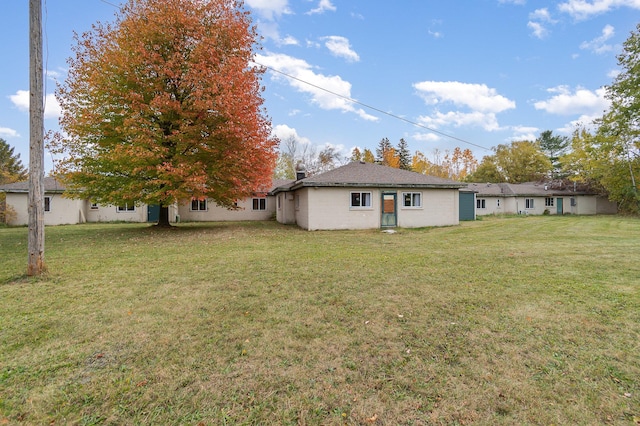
(117, 203, 135, 212)
(545, 197, 554, 207)
(190, 199, 207, 211)
(570, 197, 576, 207)
(351, 192, 372, 208)
(496, 199, 501, 208)
(402, 192, 422, 208)
(44, 196, 51, 212)
(525, 198, 534, 209)
(476, 198, 486, 209)
(252, 198, 266, 211)
(90, 202, 99, 210)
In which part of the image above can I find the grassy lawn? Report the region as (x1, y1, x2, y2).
(1, 216, 639, 425)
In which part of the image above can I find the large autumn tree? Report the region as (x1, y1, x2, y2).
(50, 0, 278, 226)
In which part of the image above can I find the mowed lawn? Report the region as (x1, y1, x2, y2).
(1, 216, 639, 425)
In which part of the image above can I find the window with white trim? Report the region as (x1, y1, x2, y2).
(545, 197, 554, 207)
(44, 196, 51, 212)
(190, 199, 207, 211)
(496, 199, 501, 208)
(525, 198, 534, 209)
(252, 198, 266, 211)
(350, 192, 372, 208)
(90, 202, 99, 210)
(117, 203, 135, 212)
(570, 197, 576, 207)
(476, 198, 486, 209)
(402, 192, 422, 208)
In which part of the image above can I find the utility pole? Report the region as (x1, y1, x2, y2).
(28, 0, 46, 276)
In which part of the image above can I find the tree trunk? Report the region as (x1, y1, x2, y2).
(157, 205, 171, 227)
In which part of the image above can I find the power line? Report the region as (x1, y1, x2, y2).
(95, 0, 490, 152)
(253, 61, 491, 151)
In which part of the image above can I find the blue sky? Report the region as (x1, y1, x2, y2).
(2, 0, 639, 172)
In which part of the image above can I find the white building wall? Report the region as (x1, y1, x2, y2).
(177, 196, 275, 222)
(86, 203, 147, 223)
(6, 192, 87, 226)
(304, 187, 380, 230)
(276, 193, 296, 225)
(397, 188, 459, 227)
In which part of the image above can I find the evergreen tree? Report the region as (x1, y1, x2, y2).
(0, 138, 27, 185)
(397, 138, 412, 170)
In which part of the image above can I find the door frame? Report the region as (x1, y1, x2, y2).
(556, 198, 563, 215)
(381, 192, 397, 228)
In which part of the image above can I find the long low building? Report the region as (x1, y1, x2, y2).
(466, 182, 617, 216)
(0, 177, 286, 226)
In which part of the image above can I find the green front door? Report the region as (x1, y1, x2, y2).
(381, 193, 397, 227)
(556, 198, 563, 215)
(147, 204, 160, 222)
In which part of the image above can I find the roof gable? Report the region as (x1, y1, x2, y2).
(0, 177, 65, 193)
(275, 162, 465, 192)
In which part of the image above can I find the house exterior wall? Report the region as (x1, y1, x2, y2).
(177, 196, 275, 222)
(276, 193, 296, 225)
(475, 194, 617, 216)
(5, 192, 86, 226)
(287, 187, 460, 230)
(294, 188, 311, 230)
(304, 187, 380, 230)
(397, 188, 459, 228)
(85, 203, 148, 223)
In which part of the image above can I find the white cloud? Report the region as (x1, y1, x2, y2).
(557, 113, 603, 133)
(509, 125, 540, 142)
(413, 132, 441, 142)
(413, 81, 514, 132)
(245, 0, 291, 20)
(528, 8, 557, 39)
(307, 0, 336, 15)
(580, 24, 615, 54)
(417, 110, 502, 132)
(558, 0, 640, 19)
(607, 68, 620, 79)
(528, 21, 549, 39)
(530, 8, 555, 21)
(0, 127, 19, 138)
(272, 124, 313, 146)
(413, 81, 516, 113)
(255, 53, 378, 121)
(534, 85, 610, 115)
(9, 90, 61, 119)
(322, 36, 360, 62)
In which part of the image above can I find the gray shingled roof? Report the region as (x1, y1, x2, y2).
(1, 177, 295, 196)
(0, 177, 66, 193)
(272, 162, 465, 194)
(467, 182, 595, 196)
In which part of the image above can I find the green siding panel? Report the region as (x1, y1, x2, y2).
(459, 192, 475, 221)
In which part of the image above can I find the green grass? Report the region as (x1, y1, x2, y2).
(1, 216, 639, 425)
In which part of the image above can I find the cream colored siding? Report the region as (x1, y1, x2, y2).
(177, 196, 275, 222)
(399, 188, 459, 227)
(294, 189, 311, 230)
(288, 187, 460, 230)
(276, 193, 296, 225)
(5, 192, 86, 226)
(86, 203, 147, 222)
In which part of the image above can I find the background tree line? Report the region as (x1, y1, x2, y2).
(273, 23, 640, 213)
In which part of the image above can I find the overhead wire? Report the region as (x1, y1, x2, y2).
(94, 0, 490, 151)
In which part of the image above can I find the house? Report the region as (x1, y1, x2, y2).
(0, 177, 284, 226)
(270, 161, 466, 230)
(466, 182, 617, 216)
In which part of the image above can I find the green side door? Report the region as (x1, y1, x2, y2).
(556, 198, 563, 215)
(381, 193, 397, 227)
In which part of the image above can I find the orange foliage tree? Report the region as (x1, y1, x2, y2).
(50, 0, 278, 226)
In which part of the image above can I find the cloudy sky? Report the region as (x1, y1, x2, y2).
(1, 0, 639, 171)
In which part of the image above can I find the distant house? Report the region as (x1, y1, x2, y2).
(270, 161, 466, 230)
(466, 182, 617, 216)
